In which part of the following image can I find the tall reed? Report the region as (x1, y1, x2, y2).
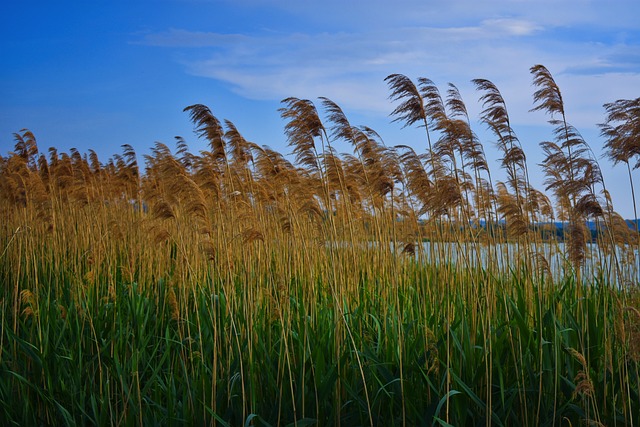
(1, 66, 638, 426)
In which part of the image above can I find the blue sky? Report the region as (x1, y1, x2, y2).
(2, 0, 640, 216)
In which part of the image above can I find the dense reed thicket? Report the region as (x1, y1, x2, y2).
(1, 65, 639, 426)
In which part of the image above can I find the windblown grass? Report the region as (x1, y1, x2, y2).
(1, 65, 639, 426)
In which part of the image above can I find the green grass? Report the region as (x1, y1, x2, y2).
(2, 231, 638, 425)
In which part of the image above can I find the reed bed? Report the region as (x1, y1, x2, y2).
(1, 65, 639, 426)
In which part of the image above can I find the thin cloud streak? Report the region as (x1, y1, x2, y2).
(139, 21, 639, 130)
(214, 0, 640, 31)
(141, 29, 252, 47)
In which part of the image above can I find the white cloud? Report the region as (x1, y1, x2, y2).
(211, 0, 640, 31)
(481, 18, 543, 36)
(140, 28, 251, 47)
(139, 20, 639, 134)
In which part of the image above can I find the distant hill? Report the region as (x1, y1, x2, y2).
(553, 220, 639, 231)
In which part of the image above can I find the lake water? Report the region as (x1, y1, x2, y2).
(411, 241, 640, 287)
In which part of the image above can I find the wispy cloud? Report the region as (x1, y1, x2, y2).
(480, 18, 542, 36)
(141, 29, 251, 47)
(138, 3, 640, 129)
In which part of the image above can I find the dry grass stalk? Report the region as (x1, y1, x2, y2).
(1, 66, 640, 425)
